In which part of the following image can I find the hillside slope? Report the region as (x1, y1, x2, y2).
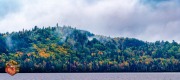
(0, 25, 180, 72)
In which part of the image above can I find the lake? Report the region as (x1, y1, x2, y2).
(0, 73, 180, 80)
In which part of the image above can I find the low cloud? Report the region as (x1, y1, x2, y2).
(0, 0, 180, 42)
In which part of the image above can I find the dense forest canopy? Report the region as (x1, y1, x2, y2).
(0, 25, 180, 72)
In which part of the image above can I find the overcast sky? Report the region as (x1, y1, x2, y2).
(0, 0, 180, 42)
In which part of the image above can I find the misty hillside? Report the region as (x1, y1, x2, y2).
(1, 25, 180, 72)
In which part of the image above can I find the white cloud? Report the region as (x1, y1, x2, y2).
(0, 0, 21, 19)
(0, 0, 180, 42)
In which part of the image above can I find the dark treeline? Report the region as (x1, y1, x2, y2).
(0, 25, 180, 72)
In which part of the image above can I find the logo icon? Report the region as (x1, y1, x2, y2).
(5, 60, 20, 76)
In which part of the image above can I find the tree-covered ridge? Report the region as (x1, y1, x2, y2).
(0, 25, 180, 72)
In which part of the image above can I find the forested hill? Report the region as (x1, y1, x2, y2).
(1, 25, 180, 72)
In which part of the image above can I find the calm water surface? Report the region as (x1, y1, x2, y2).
(0, 73, 180, 80)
